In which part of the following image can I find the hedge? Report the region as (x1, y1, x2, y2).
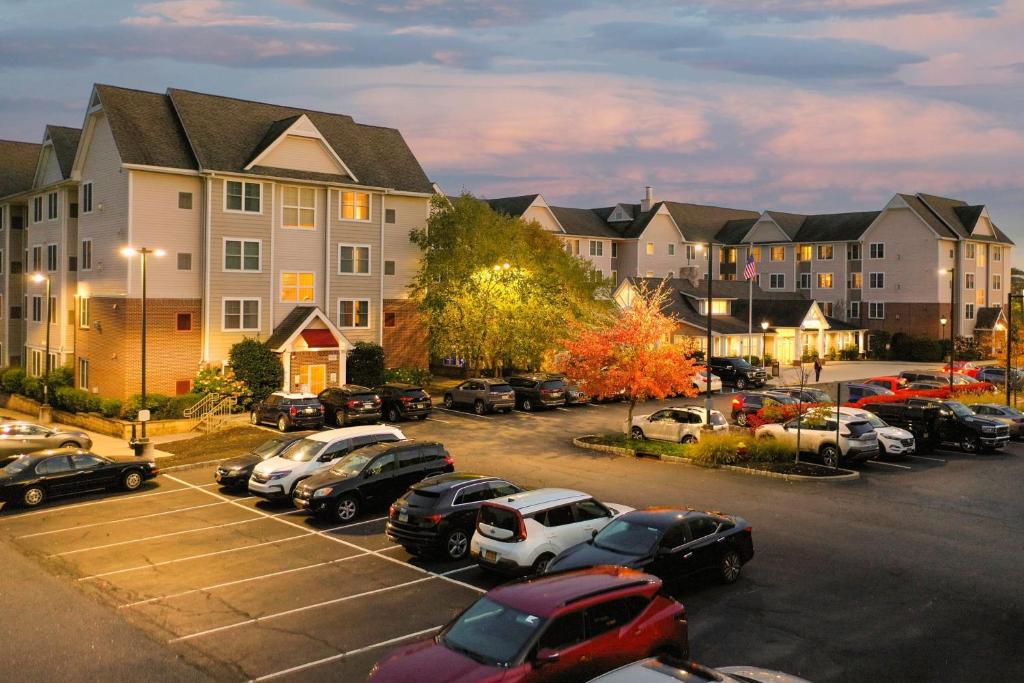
(384, 367, 432, 387)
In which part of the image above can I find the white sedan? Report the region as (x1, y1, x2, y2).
(691, 368, 722, 393)
(627, 406, 728, 443)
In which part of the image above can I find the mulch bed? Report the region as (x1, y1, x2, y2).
(737, 461, 852, 477)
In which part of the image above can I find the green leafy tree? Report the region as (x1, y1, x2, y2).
(227, 338, 282, 402)
(348, 342, 386, 387)
(411, 194, 610, 374)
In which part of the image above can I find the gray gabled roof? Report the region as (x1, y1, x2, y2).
(266, 306, 318, 350)
(549, 206, 620, 238)
(0, 139, 42, 199)
(973, 306, 1004, 331)
(716, 218, 759, 245)
(167, 88, 433, 193)
(913, 193, 1014, 245)
(793, 211, 881, 242)
(485, 195, 539, 217)
(45, 125, 81, 179)
(94, 85, 198, 170)
(764, 211, 806, 239)
(662, 202, 760, 244)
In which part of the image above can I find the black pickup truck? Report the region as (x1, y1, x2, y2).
(866, 398, 1009, 453)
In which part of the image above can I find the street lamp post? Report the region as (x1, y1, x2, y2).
(940, 316, 948, 370)
(31, 273, 52, 416)
(695, 243, 714, 418)
(940, 268, 956, 389)
(121, 246, 165, 454)
(1007, 293, 1024, 407)
(760, 320, 770, 368)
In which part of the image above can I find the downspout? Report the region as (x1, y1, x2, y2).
(202, 174, 212, 362)
(379, 192, 386, 346)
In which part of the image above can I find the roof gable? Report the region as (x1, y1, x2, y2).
(661, 202, 759, 244)
(764, 211, 806, 239)
(245, 113, 356, 180)
(0, 139, 42, 200)
(742, 215, 793, 243)
(267, 306, 354, 353)
(33, 125, 81, 187)
(793, 211, 881, 242)
(485, 194, 540, 217)
(549, 206, 619, 238)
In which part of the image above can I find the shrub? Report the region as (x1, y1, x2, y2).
(53, 386, 91, 413)
(228, 339, 283, 404)
(745, 437, 793, 463)
(888, 334, 942, 362)
(121, 394, 172, 420)
(159, 393, 205, 420)
(867, 330, 890, 360)
(801, 349, 819, 362)
(86, 395, 102, 413)
(687, 433, 748, 466)
(348, 342, 385, 387)
(1, 367, 26, 394)
(384, 367, 432, 387)
(45, 366, 74, 391)
(839, 345, 859, 361)
(100, 398, 122, 418)
(23, 377, 43, 402)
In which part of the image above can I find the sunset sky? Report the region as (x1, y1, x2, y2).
(3, 1, 1022, 259)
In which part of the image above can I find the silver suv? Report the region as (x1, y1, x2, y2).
(754, 413, 878, 467)
(443, 378, 516, 415)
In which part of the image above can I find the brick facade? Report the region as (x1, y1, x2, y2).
(288, 349, 341, 393)
(855, 302, 953, 338)
(383, 299, 428, 369)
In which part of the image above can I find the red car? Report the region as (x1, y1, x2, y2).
(863, 376, 906, 393)
(368, 567, 688, 682)
(942, 362, 981, 378)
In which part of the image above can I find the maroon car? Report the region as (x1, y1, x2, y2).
(368, 566, 688, 682)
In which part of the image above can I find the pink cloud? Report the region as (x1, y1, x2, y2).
(122, 0, 353, 30)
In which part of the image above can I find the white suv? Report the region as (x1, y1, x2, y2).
(471, 488, 632, 575)
(628, 406, 728, 443)
(249, 425, 405, 500)
(834, 407, 915, 457)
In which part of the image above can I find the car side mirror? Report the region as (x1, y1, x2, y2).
(591, 529, 598, 540)
(535, 649, 560, 667)
(318, 453, 333, 463)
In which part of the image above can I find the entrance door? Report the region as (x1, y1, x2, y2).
(305, 365, 327, 395)
(777, 339, 794, 364)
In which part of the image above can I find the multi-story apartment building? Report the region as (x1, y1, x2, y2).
(1, 84, 433, 399)
(489, 188, 1014, 345)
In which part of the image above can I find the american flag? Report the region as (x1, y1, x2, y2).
(743, 254, 757, 280)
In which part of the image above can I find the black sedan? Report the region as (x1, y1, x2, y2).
(0, 449, 160, 508)
(547, 508, 754, 585)
(214, 433, 311, 490)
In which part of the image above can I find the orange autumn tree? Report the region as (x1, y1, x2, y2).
(558, 281, 700, 434)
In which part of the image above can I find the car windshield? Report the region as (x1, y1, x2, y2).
(1003, 408, 1024, 418)
(253, 438, 290, 460)
(329, 451, 373, 477)
(290, 398, 320, 406)
(281, 438, 324, 462)
(945, 401, 974, 418)
(1, 455, 31, 476)
(441, 597, 545, 667)
(592, 518, 663, 555)
(731, 358, 752, 369)
(805, 389, 832, 403)
(858, 413, 887, 428)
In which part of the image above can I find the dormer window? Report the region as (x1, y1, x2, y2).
(701, 299, 730, 315)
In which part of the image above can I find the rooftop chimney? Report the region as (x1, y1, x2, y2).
(641, 186, 655, 212)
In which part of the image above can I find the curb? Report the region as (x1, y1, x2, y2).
(161, 456, 232, 472)
(572, 435, 860, 482)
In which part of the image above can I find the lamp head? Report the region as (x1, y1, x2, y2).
(694, 244, 704, 253)
(120, 247, 137, 258)
(761, 321, 770, 331)
(940, 317, 948, 326)
(30, 273, 45, 284)
(154, 249, 167, 258)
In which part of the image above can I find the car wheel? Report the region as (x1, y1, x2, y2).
(960, 435, 979, 453)
(333, 495, 360, 523)
(735, 377, 747, 390)
(416, 414, 428, 421)
(720, 550, 742, 584)
(22, 486, 45, 507)
(631, 426, 644, 439)
(335, 410, 347, 427)
(735, 412, 748, 426)
(59, 440, 79, 449)
(681, 435, 697, 444)
(821, 444, 840, 468)
(474, 400, 486, 415)
(443, 394, 454, 409)
(250, 411, 259, 425)
(386, 406, 400, 423)
(277, 416, 289, 432)
(122, 470, 144, 491)
(532, 553, 555, 574)
(445, 529, 470, 560)
(521, 398, 533, 412)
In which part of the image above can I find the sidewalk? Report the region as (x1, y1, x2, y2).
(773, 359, 960, 387)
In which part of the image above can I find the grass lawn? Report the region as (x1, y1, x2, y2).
(158, 426, 272, 467)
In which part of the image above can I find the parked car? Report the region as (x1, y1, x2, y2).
(834, 407, 915, 457)
(942, 361, 981, 378)
(294, 440, 453, 522)
(627, 407, 728, 443)
(372, 383, 432, 423)
(968, 403, 1024, 438)
(547, 508, 754, 586)
(589, 657, 810, 683)
(690, 364, 722, 394)
(472, 488, 632, 575)
(387, 473, 522, 559)
(976, 367, 1024, 389)
(443, 378, 516, 414)
(248, 425, 405, 501)
(730, 391, 799, 426)
(368, 567, 689, 682)
(214, 432, 311, 490)
(0, 449, 159, 508)
(250, 392, 324, 432)
(866, 398, 1009, 453)
(899, 370, 972, 387)
(508, 374, 568, 411)
(906, 381, 945, 390)
(708, 357, 766, 389)
(845, 383, 894, 403)
(0, 422, 92, 456)
(564, 383, 590, 406)
(318, 385, 382, 426)
(772, 386, 833, 404)
(755, 414, 879, 467)
(863, 376, 907, 393)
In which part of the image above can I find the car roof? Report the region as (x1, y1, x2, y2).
(466, 377, 509, 384)
(352, 439, 442, 457)
(868, 376, 900, 381)
(271, 391, 318, 400)
(413, 473, 500, 493)
(488, 566, 658, 618)
(379, 383, 420, 390)
(31, 448, 92, 457)
(591, 657, 730, 683)
(485, 487, 588, 512)
(620, 508, 707, 528)
(307, 425, 404, 442)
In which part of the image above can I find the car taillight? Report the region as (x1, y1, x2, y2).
(541, 389, 553, 395)
(389, 504, 398, 517)
(289, 406, 298, 416)
(731, 398, 741, 407)
(745, 526, 753, 533)
(319, 405, 325, 414)
(515, 514, 528, 542)
(443, 454, 454, 466)
(427, 514, 443, 525)
(400, 395, 414, 403)
(346, 399, 360, 409)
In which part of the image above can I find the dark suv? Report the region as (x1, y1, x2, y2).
(318, 385, 382, 426)
(387, 473, 522, 560)
(443, 378, 516, 414)
(250, 393, 324, 432)
(709, 357, 766, 390)
(293, 440, 454, 522)
(508, 374, 567, 411)
(730, 391, 798, 426)
(373, 383, 432, 423)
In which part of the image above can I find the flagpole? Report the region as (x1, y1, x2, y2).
(747, 244, 753, 362)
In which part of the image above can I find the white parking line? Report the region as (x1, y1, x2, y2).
(17, 500, 233, 539)
(433, 407, 492, 420)
(555, 407, 571, 412)
(868, 460, 913, 470)
(907, 454, 946, 463)
(48, 509, 302, 558)
(0, 483, 219, 520)
(512, 410, 538, 417)
(425, 416, 452, 424)
(80, 516, 389, 583)
(248, 624, 444, 682)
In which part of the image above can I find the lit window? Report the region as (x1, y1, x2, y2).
(340, 191, 370, 221)
(797, 245, 812, 261)
(817, 273, 833, 288)
(817, 245, 833, 260)
(848, 273, 862, 289)
(646, 243, 654, 255)
(770, 247, 785, 261)
(280, 272, 315, 302)
(79, 297, 89, 329)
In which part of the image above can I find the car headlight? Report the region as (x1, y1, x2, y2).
(313, 487, 333, 497)
(267, 470, 292, 480)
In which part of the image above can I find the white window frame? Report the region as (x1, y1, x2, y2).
(965, 242, 976, 259)
(868, 302, 885, 319)
(32, 196, 42, 223)
(816, 244, 833, 260)
(31, 295, 42, 322)
(80, 239, 92, 271)
(46, 192, 58, 220)
(816, 272, 834, 289)
(685, 245, 696, 260)
(848, 272, 863, 289)
(30, 349, 42, 377)
(768, 273, 785, 290)
(79, 357, 89, 390)
(667, 244, 675, 256)
(848, 301, 860, 319)
(339, 190, 371, 222)
(282, 185, 317, 230)
(46, 243, 58, 272)
(338, 298, 370, 329)
(868, 272, 884, 289)
(338, 243, 372, 276)
(848, 243, 861, 260)
(31, 244, 42, 272)
(589, 240, 603, 257)
(611, 243, 618, 258)
(79, 297, 90, 329)
(799, 273, 811, 289)
(868, 242, 885, 259)
(993, 274, 1002, 291)
(279, 271, 316, 304)
(221, 297, 261, 332)
(965, 303, 975, 320)
(222, 238, 262, 272)
(0, 250, 3, 275)
(223, 180, 262, 214)
(994, 248, 1002, 262)
(770, 246, 785, 262)
(82, 182, 93, 214)
(611, 269, 617, 283)
(964, 273, 975, 290)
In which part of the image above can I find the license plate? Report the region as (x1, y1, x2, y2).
(398, 511, 409, 523)
(363, 402, 373, 408)
(483, 550, 498, 563)
(303, 408, 314, 414)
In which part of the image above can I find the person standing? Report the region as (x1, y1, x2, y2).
(813, 358, 823, 382)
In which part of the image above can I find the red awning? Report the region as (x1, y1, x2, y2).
(300, 330, 338, 348)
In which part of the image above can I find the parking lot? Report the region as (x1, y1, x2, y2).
(3, 386, 1024, 682)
